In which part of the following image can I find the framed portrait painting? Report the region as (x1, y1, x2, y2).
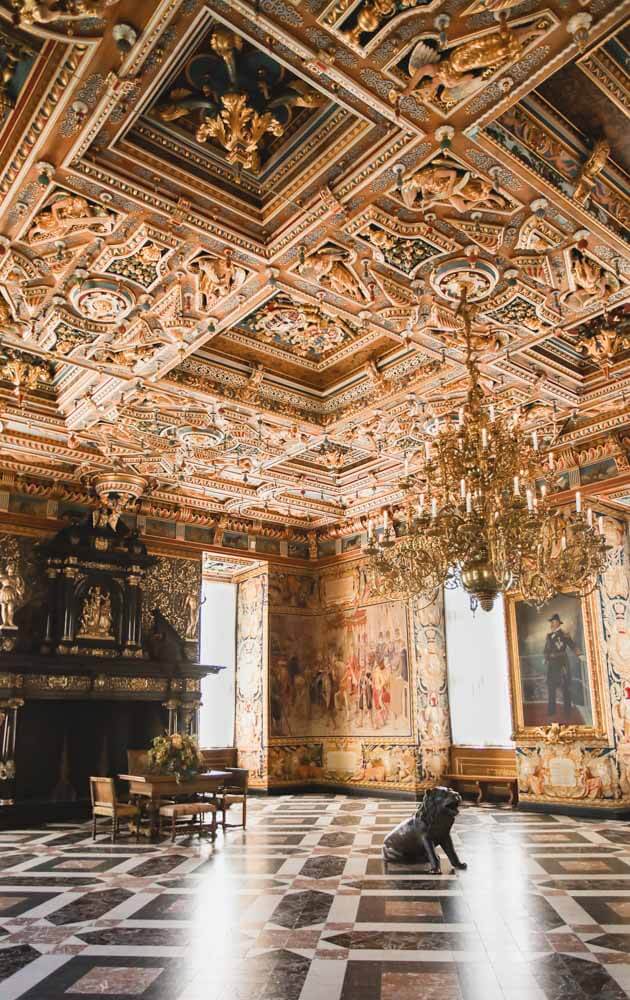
(506, 590, 608, 743)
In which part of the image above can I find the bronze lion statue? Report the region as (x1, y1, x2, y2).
(382, 786, 467, 874)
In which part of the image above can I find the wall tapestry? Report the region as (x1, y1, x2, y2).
(269, 600, 411, 739)
(235, 571, 268, 785)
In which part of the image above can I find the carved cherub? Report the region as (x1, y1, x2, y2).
(562, 253, 620, 312)
(392, 19, 547, 105)
(577, 318, 630, 365)
(401, 163, 509, 213)
(574, 139, 610, 205)
(188, 251, 248, 311)
(298, 247, 369, 302)
(242, 362, 265, 402)
(365, 225, 397, 252)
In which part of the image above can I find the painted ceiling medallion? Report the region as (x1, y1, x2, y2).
(70, 279, 135, 323)
(430, 258, 499, 303)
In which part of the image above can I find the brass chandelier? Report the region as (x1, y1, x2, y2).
(367, 286, 609, 611)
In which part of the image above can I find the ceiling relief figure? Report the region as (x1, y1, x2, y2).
(153, 28, 323, 173)
(297, 247, 370, 303)
(188, 250, 249, 312)
(0, 0, 626, 547)
(390, 17, 548, 108)
(562, 251, 621, 313)
(26, 193, 117, 245)
(573, 139, 611, 206)
(400, 160, 512, 213)
(575, 309, 630, 367)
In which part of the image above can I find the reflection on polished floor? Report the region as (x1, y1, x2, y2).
(1, 795, 630, 999)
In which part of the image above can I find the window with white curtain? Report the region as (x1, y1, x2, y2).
(444, 585, 514, 747)
(198, 578, 236, 748)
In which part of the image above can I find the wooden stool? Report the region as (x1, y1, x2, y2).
(158, 801, 217, 842)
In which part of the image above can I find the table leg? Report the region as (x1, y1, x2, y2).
(476, 782, 485, 805)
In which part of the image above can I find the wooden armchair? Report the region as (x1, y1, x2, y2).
(127, 750, 150, 774)
(217, 768, 249, 830)
(90, 776, 140, 843)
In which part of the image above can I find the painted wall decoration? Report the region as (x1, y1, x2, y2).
(598, 516, 630, 796)
(142, 554, 201, 647)
(517, 742, 618, 801)
(269, 600, 411, 739)
(235, 569, 268, 787)
(411, 595, 451, 784)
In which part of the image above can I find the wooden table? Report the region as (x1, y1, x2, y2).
(119, 771, 231, 839)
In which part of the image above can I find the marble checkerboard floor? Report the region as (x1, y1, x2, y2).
(2, 795, 630, 998)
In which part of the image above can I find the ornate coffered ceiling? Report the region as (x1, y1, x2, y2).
(0, 0, 628, 544)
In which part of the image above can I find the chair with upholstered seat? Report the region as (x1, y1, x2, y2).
(217, 768, 249, 830)
(158, 801, 217, 842)
(90, 776, 141, 843)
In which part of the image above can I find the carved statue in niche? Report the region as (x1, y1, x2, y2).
(574, 139, 610, 205)
(392, 19, 547, 105)
(188, 251, 248, 311)
(298, 247, 369, 302)
(0, 560, 24, 628)
(12, 0, 120, 24)
(27, 194, 116, 244)
(400, 162, 510, 213)
(0, 288, 28, 338)
(78, 586, 113, 639)
(562, 252, 620, 312)
(183, 591, 205, 641)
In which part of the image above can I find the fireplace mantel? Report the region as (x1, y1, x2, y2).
(0, 653, 220, 702)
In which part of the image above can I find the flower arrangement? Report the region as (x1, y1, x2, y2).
(147, 732, 200, 783)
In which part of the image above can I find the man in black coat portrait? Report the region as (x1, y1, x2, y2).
(544, 613, 581, 721)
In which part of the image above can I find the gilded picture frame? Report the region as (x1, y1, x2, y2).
(506, 589, 609, 745)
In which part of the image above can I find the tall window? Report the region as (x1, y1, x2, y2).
(444, 586, 514, 747)
(198, 578, 236, 748)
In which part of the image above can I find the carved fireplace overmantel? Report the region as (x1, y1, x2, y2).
(0, 501, 225, 811)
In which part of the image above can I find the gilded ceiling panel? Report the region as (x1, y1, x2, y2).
(0, 0, 626, 540)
